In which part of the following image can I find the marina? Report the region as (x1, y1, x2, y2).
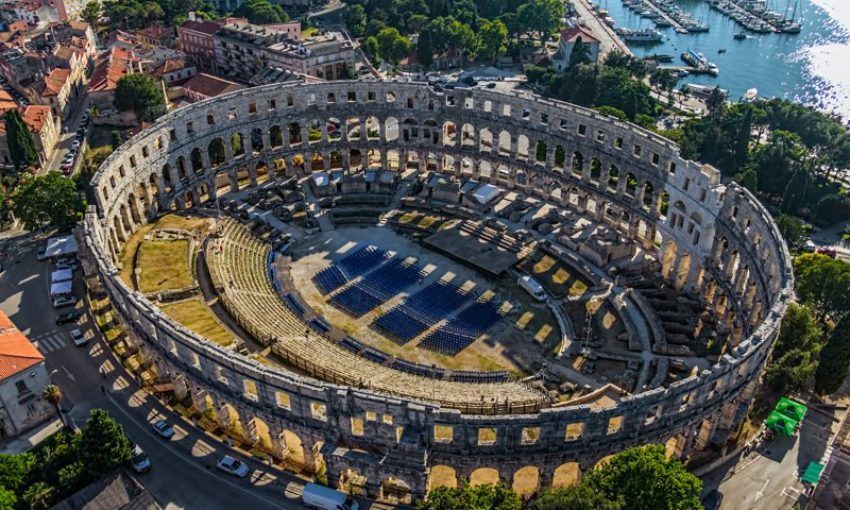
(620, 0, 710, 34)
(705, 0, 804, 34)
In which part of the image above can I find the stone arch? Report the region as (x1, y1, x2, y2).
(442, 121, 457, 146)
(660, 191, 671, 217)
(469, 467, 500, 487)
(428, 465, 457, 490)
(329, 150, 343, 169)
(608, 165, 620, 189)
(516, 134, 530, 160)
(365, 116, 380, 140)
(269, 125, 283, 148)
(384, 116, 399, 142)
(497, 130, 511, 156)
(386, 150, 400, 171)
(250, 127, 263, 154)
(552, 462, 580, 487)
(590, 158, 602, 181)
(511, 466, 540, 496)
(280, 429, 305, 467)
(231, 132, 245, 157)
(327, 117, 342, 141)
(288, 122, 302, 145)
(571, 151, 583, 175)
(535, 140, 547, 164)
(339, 468, 368, 496)
(643, 181, 655, 208)
(480, 128, 493, 152)
(554, 144, 566, 168)
(255, 161, 269, 184)
(190, 148, 203, 173)
(207, 139, 225, 167)
(625, 172, 637, 196)
(401, 118, 418, 142)
(307, 119, 323, 143)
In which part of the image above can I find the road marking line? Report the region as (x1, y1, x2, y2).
(61, 365, 75, 382)
(755, 478, 770, 500)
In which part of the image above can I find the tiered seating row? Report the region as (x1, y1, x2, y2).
(330, 258, 424, 317)
(203, 218, 544, 409)
(419, 300, 503, 356)
(312, 245, 389, 294)
(373, 281, 471, 344)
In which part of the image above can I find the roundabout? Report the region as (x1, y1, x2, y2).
(80, 80, 793, 502)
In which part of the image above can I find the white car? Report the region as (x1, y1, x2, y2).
(216, 455, 249, 477)
(69, 328, 86, 346)
(52, 296, 77, 309)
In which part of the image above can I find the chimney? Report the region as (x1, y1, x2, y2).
(188, 11, 196, 21)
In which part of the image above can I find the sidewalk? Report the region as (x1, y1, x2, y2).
(0, 418, 63, 454)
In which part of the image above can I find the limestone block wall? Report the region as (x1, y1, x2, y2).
(82, 80, 794, 499)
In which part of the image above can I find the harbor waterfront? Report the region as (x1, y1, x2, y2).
(594, 0, 850, 118)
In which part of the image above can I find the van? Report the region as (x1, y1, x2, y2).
(518, 275, 547, 302)
(302, 483, 359, 510)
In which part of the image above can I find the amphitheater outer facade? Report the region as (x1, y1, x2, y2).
(81, 80, 794, 500)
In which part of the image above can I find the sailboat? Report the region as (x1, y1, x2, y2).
(781, 0, 802, 33)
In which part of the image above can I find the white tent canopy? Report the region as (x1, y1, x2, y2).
(44, 235, 78, 259)
(51, 269, 73, 284)
(50, 281, 73, 297)
(472, 183, 503, 205)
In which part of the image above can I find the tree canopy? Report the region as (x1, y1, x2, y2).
(4, 109, 39, 172)
(764, 303, 823, 393)
(11, 172, 84, 232)
(417, 483, 521, 510)
(375, 27, 412, 66)
(815, 313, 850, 394)
(113, 74, 166, 122)
(79, 409, 133, 479)
(234, 0, 289, 24)
(794, 253, 850, 322)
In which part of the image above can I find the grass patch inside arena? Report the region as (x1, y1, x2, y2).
(137, 239, 192, 293)
(159, 299, 235, 347)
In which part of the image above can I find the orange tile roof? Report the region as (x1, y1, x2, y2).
(183, 73, 243, 99)
(40, 67, 71, 96)
(151, 58, 186, 76)
(8, 20, 28, 33)
(137, 25, 173, 41)
(0, 90, 17, 113)
(0, 310, 44, 380)
(560, 26, 600, 44)
(89, 47, 134, 93)
(22, 104, 50, 132)
(54, 44, 84, 61)
(68, 21, 89, 32)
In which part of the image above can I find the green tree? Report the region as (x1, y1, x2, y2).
(79, 409, 133, 479)
(764, 303, 823, 392)
(4, 109, 39, 172)
(234, 0, 288, 24)
(0, 453, 35, 493)
(516, 0, 562, 44)
(794, 253, 850, 322)
(22, 481, 54, 510)
(774, 214, 805, 250)
(376, 27, 412, 66)
(43, 384, 63, 424)
(815, 194, 850, 225)
(113, 73, 165, 122)
(815, 314, 850, 394)
(567, 37, 591, 68)
(80, 0, 102, 27)
(781, 168, 810, 214)
(0, 488, 15, 510)
(418, 483, 521, 510)
(584, 445, 702, 510)
(11, 172, 85, 231)
(477, 20, 508, 64)
(533, 483, 622, 510)
(345, 4, 367, 37)
(56, 461, 85, 494)
(110, 129, 123, 149)
(735, 168, 758, 193)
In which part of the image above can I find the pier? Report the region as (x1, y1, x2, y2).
(574, 0, 633, 56)
(638, 0, 690, 34)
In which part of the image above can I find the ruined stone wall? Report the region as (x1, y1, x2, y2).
(82, 80, 794, 499)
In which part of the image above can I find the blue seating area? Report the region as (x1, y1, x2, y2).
(339, 336, 364, 353)
(419, 300, 502, 355)
(449, 370, 510, 383)
(282, 294, 306, 317)
(373, 281, 471, 344)
(312, 245, 389, 294)
(393, 359, 446, 379)
(330, 258, 424, 317)
(308, 317, 330, 334)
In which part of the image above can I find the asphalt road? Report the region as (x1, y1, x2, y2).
(0, 233, 317, 510)
(44, 93, 90, 176)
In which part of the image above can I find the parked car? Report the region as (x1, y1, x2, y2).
(56, 258, 78, 271)
(55, 310, 82, 324)
(69, 328, 86, 346)
(152, 419, 175, 439)
(36, 247, 48, 261)
(216, 455, 249, 477)
(52, 296, 77, 309)
(130, 445, 151, 473)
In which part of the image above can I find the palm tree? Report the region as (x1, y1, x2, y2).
(23, 481, 54, 510)
(43, 384, 64, 427)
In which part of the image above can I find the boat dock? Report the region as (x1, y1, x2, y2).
(574, 0, 633, 56)
(638, 0, 690, 34)
(662, 65, 721, 76)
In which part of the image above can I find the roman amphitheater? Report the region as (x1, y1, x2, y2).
(80, 80, 793, 502)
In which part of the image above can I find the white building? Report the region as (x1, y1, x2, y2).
(551, 26, 601, 72)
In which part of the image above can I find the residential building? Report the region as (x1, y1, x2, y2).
(151, 58, 196, 85)
(87, 46, 140, 110)
(213, 22, 356, 82)
(8, 0, 58, 28)
(180, 72, 243, 102)
(34, 44, 87, 119)
(135, 25, 175, 49)
(52, 471, 161, 510)
(551, 26, 600, 71)
(177, 17, 221, 71)
(51, 0, 88, 22)
(22, 104, 59, 164)
(809, 412, 850, 509)
(0, 310, 53, 439)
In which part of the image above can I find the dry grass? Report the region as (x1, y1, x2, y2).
(137, 239, 192, 293)
(159, 299, 234, 346)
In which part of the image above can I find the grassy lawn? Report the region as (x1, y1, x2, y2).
(159, 299, 234, 347)
(137, 239, 192, 293)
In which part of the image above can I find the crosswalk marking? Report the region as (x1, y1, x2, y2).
(32, 330, 67, 354)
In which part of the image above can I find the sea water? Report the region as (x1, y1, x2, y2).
(601, 0, 850, 119)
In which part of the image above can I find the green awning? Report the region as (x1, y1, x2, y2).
(775, 397, 808, 423)
(802, 461, 824, 484)
(765, 410, 797, 435)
